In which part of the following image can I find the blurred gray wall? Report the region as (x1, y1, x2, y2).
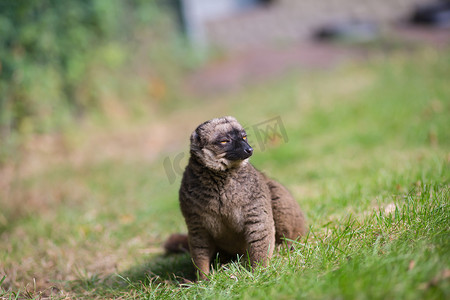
(181, 0, 432, 51)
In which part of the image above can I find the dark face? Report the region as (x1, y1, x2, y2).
(190, 116, 254, 171)
(215, 128, 253, 161)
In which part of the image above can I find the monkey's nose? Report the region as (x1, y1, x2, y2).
(244, 147, 253, 155)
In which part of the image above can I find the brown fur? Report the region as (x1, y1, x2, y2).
(163, 233, 189, 253)
(169, 116, 306, 280)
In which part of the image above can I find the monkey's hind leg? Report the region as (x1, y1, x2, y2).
(266, 178, 307, 246)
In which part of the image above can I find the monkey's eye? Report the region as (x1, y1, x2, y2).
(242, 136, 247, 140)
(219, 140, 229, 145)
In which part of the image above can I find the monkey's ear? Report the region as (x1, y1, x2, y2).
(190, 130, 202, 149)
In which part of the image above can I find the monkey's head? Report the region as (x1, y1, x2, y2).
(190, 116, 253, 171)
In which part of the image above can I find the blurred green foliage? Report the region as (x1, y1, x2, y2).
(0, 0, 188, 149)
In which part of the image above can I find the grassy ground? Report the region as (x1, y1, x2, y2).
(0, 47, 449, 299)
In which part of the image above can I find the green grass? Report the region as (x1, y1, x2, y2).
(0, 48, 449, 299)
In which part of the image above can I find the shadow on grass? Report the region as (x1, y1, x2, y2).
(122, 253, 196, 283)
(68, 253, 196, 297)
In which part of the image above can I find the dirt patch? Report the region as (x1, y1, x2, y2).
(188, 42, 358, 95)
(187, 25, 449, 96)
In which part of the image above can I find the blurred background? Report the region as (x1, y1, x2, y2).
(0, 0, 449, 296)
(1, 0, 449, 159)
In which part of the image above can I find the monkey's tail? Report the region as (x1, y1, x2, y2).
(163, 233, 189, 254)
